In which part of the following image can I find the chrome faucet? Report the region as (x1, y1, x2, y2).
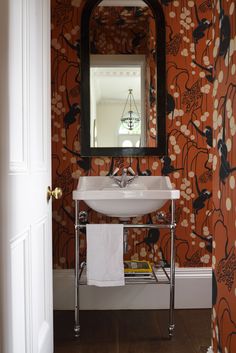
(110, 166, 137, 188)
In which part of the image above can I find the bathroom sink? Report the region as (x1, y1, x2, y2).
(73, 176, 180, 217)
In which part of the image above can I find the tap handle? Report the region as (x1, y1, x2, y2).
(128, 166, 136, 176)
(111, 167, 119, 176)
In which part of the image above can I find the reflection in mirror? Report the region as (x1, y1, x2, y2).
(90, 55, 145, 148)
(80, 0, 166, 156)
(89, 1, 157, 149)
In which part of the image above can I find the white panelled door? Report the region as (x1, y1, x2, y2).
(0, 0, 53, 352)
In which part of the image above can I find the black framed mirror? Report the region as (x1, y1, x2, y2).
(80, 0, 166, 157)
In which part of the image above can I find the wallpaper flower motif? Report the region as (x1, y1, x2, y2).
(51, 0, 214, 270)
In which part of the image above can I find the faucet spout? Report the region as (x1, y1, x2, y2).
(120, 168, 128, 188)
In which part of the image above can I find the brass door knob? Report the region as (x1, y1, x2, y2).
(47, 186, 63, 201)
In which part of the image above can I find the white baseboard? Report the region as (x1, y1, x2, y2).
(53, 267, 212, 310)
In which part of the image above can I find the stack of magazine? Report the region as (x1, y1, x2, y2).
(124, 260, 153, 278)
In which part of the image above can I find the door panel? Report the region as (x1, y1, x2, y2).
(29, 0, 48, 171)
(10, 230, 31, 353)
(32, 216, 52, 353)
(9, 0, 28, 172)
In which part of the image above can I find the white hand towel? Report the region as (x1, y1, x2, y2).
(86, 224, 124, 287)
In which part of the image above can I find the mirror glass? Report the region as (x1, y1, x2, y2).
(89, 1, 157, 149)
(80, 0, 166, 156)
(90, 56, 145, 148)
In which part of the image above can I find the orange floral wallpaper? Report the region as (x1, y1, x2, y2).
(211, 1, 236, 352)
(51, 0, 214, 270)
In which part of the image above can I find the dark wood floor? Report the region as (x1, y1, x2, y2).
(54, 309, 211, 353)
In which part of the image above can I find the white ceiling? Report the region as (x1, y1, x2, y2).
(91, 67, 141, 103)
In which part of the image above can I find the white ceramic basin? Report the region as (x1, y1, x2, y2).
(73, 176, 180, 217)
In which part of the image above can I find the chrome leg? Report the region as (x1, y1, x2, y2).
(74, 200, 80, 338)
(123, 227, 128, 254)
(169, 199, 176, 338)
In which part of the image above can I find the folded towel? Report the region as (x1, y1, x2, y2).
(86, 224, 124, 287)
